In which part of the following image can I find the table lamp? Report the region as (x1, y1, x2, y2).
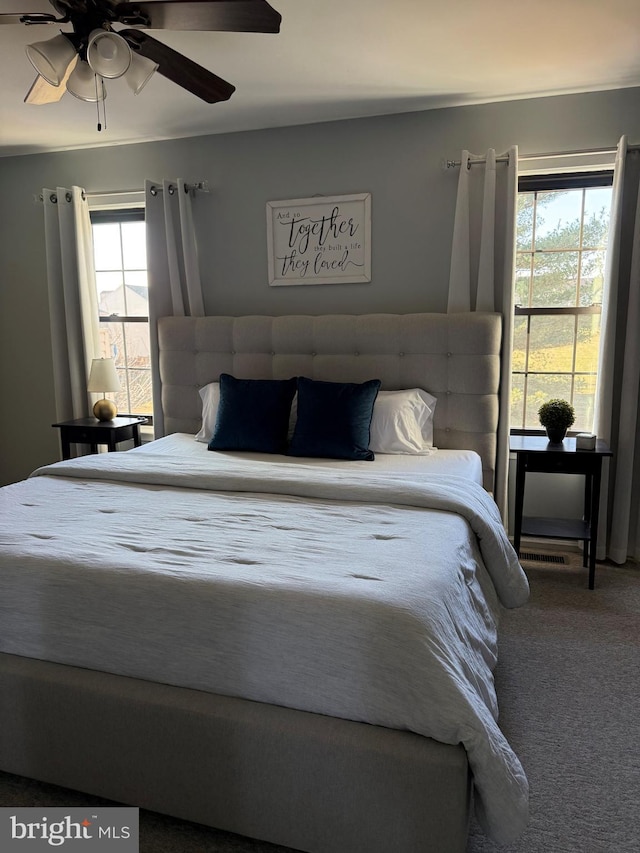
(87, 357, 121, 421)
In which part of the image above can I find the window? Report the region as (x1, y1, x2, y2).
(511, 171, 613, 432)
(90, 209, 152, 420)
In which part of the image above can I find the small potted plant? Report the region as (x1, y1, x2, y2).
(538, 399, 575, 444)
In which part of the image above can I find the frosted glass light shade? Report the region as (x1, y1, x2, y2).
(87, 358, 120, 393)
(25, 33, 77, 86)
(67, 60, 106, 102)
(87, 29, 131, 79)
(125, 52, 158, 95)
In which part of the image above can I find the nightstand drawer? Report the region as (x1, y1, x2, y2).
(523, 451, 600, 475)
(74, 429, 97, 442)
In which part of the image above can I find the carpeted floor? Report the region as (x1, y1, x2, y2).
(467, 554, 640, 853)
(1, 554, 638, 853)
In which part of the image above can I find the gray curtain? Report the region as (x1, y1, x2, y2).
(447, 147, 518, 522)
(595, 137, 640, 563)
(145, 179, 205, 437)
(43, 185, 100, 422)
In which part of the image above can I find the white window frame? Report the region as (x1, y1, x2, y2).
(89, 199, 152, 423)
(511, 170, 613, 434)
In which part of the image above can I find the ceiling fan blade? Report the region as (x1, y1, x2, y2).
(25, 76, 66, 105)
(0, 12, 60, 25)
(120, 29, 235, 103)
(24, 54, 77, 105)
(115, 1, 281, 34)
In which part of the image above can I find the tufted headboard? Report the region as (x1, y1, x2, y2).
(157, 312, 502, 492)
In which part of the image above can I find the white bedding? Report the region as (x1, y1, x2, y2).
(0, 444, 528, 843)
(136, 432, 485, 484)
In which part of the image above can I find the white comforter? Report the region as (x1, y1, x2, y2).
(0, 450, 529, 843)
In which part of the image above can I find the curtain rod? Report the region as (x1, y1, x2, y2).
(444, 143, 640, 169)
(84, 188, 145, 198)
(38, 182, 209, 204)
(86, 181, 209, 198)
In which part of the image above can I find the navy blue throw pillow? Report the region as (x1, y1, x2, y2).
(208, 374, 297, 454)
(288, 377, 381, 461)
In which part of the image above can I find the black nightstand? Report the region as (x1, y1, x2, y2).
(52, 417, 147, 460)
(510, 435, 612, 589)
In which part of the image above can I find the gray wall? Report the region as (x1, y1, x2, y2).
(2, 86, 640, 488)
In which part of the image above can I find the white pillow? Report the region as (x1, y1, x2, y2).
(195, 382, 220, 442)
(369, 389, 437, 454)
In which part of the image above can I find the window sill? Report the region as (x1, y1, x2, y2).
(510, 429, 583, 438)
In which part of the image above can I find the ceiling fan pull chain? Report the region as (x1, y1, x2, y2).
(95, 75, 107, 131)
(95, 74, 101, 130)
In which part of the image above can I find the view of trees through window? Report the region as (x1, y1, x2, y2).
(90, 210, 152, 419)
(512, 172, 613, 431)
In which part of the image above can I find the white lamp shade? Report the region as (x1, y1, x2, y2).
(125, 52, 158, 95)
(25, 33, 77, 87)
(87, 358, 120, 393)
(67, 60, 106, 102)
(87, 29, 131, 79)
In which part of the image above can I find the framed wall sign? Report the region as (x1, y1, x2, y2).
(266, 192, 371, 286)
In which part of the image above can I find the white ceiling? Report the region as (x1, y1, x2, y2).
(1, 0, 640, 158)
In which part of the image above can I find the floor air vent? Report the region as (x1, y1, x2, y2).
(519, 552, 568, 565)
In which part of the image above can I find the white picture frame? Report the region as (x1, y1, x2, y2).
(266, 192, 371, 286)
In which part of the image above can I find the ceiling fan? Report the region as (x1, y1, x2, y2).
(0, 0, 283, 108)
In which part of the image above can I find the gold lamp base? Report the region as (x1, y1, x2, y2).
(93, 398, 117, 422)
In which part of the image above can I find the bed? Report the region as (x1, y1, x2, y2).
(0, 312, 529, 853)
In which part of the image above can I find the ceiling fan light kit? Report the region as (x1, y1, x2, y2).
(87, 28, 131, 78)
(125, 52, 159, 95)
(67, 59, 106, 102)
(4, 0, 284, 122)
(25, 32, 77, 87)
